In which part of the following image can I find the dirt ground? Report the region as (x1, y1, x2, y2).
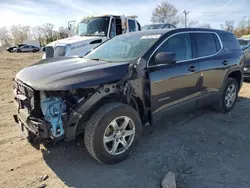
(1, 51, 250, 188)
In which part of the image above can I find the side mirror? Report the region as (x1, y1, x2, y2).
(155, 52, 176, 65)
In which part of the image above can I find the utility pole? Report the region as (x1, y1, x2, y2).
(183, 10, 189, 28)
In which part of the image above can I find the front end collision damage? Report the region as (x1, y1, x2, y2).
(14, 60, 150, 143)
(13, 55, 151, 141)
(63, 63, 150, 142)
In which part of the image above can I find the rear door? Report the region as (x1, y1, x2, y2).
(28, 46, 34, 52)
(148, 33, 201, 115)
(22, 45, 29, 52)
(195, 32, 241, 106)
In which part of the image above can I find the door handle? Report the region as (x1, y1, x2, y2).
(188, 66, 198, 72)
(222, 60, 229, 65)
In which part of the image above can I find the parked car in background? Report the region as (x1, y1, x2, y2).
(237, 38, 250, 50)
(141, 23, 176, 30)
(6, 44, 25, 53)
(13, 28, 243, 164)
(13, 45, 40, 53)
(243, 44, 250, 79)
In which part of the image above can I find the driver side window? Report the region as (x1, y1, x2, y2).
(151, 33, 192, 65)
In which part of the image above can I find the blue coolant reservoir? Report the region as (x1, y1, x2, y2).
(40, 97, 66, 138)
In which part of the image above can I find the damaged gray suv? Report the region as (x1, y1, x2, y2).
(13, 28, 244, 164)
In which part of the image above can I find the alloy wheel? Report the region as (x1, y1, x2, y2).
(103, 116, 135, 155)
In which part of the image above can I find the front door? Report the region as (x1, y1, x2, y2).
(148, 33, 201, 115)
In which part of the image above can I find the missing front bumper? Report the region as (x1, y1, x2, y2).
(13, 109, 51, 140)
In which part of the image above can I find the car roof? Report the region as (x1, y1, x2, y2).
(126, 28, 231, 37)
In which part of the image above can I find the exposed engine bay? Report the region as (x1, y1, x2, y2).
(39, 88, 96, 139)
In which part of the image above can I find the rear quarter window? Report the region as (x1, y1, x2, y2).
(194, 33, 221, 58)
(220, 33, 242, 51)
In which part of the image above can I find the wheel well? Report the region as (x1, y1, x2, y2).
(76, 94, 147, 132)
(228, 71, 242, 87)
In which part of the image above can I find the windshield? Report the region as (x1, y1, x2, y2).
(72, 17, 110, 36)
(85, 33, 161, 62)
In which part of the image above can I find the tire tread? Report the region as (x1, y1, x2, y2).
(213, 77, 239, 113)
(84, 102, 132, 163)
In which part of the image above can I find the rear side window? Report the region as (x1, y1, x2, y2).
(194, 33, 221, 58)
(220, 33, 242, 51)
(162, 24, 170, 29)
(128, 19, 136, 32)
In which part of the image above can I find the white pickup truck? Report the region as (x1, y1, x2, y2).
(42, 15, 141, 59)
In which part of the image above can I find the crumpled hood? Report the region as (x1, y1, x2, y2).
(47, 35, 106, 46)
(16, 57, 130, 91)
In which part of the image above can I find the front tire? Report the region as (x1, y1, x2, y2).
(84, 102, 142, 164)
(213, 77, 239, 113)
(17, 49, 21, 53)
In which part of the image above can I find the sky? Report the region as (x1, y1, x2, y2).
(0, 0, 250, 29)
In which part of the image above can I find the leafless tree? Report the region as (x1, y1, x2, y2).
(199, 23, 212, 29)
(41, 23, 57, 44)
(179, 19, 198, 28)
(221, 20, 235, 32)
(58, 27, 69, 39)
(10, 25, 30, 44)
(32, 26, 44, 46)
(151, 1, 180, 25)
(0, 27, 12, 47)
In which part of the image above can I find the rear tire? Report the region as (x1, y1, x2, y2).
(33, 49, 37, 53)
(84, 102, 142, 164)
(17, 49, 21, 53)
(212, 77, 239, 113)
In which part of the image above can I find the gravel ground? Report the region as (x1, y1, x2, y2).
(1, 51, 250, 188)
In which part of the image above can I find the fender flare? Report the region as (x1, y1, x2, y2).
(222, 67, 243, 90)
